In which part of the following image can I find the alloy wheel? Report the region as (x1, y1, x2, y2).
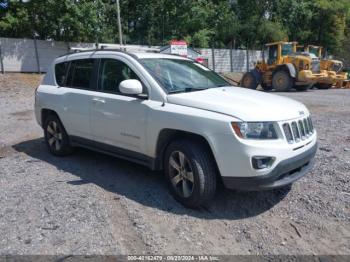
(168, 151, 194, 198)
(46, 120, 63, 151)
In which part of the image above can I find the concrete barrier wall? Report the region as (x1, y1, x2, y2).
(0, 37, 69, 73)
(0, 37, 262, 73)
(199, 48, 262, 73)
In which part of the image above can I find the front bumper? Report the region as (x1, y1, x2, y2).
(297, 70, 328, 84)
(222, 142, 317, 191)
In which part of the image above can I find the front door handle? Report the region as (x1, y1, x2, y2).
(92, 98, 106, 104)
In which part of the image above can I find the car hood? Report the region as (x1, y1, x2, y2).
(166, 87, 308, 121)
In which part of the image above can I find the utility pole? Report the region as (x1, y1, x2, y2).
(116, 0, 123, 45)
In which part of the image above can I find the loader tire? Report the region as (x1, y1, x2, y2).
(241, 72, 258, 90)
(295, 85, 311, 91)
(272, 70, 294, 92)
(315, 83, 332, 89)
(261, 83, 273, 91)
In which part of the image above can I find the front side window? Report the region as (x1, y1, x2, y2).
(55, 62, 69, 86)
(67, 59, 94, 89)
(281, 44, 293, 56)
(140, 58, 228, 93)
(268, 46, 277, 65)
(99, 59, 141, 94)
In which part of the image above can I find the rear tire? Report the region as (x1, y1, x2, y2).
(261, 83, 273, 91)
(164, 139, 217, 208)
(241, 72, 258, 89)
(272, 70, 294, 92)
(295, 85, 310, 91)
(315, 83, 332, 89)
(44, 114, 73, 156)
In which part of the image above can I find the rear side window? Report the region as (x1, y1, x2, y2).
(67, 59, 94, 89)
(55, 62, 69, 86)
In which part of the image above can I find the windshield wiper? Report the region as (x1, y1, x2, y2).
(168, 87, 208, 94)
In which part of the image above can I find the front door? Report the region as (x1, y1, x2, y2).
(89, 58, 148, 154)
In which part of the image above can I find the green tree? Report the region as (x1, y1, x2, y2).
(308, 0, 350, 53)
(0, 0, 349, 57)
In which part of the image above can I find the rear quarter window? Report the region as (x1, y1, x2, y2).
(55, 62, 69, 86)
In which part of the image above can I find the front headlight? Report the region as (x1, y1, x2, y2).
(231, 122, 278, 139)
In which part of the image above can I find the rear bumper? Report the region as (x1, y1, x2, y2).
(222, 142, 317, 191)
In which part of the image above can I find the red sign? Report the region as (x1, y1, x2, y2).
(170, 40, 187, 46)
(170, 40, 187, 56)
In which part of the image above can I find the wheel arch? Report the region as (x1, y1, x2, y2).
(274, 63, 297, 78)
(41, 108, 60, 128)
(154, 129, 218, 172)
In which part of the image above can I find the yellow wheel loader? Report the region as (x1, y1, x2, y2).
(305, 45, 348, 89)
(241, 41, 328, 92)
(334, 67, 350, 89)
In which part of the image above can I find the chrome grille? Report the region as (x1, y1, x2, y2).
(308, 117, 313, 130)
(303, 118, 310, 135)
(282, 117, 314, 143)
(291, 122, 300, 141)
(283, 123, 293, 143)
(298, 120, 305, 138)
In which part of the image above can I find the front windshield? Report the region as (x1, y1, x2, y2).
(140, 58, 229, 93)
(281, 43, 293, 56)
(309, 47, 319, 57)
(308, 53, 318, 59)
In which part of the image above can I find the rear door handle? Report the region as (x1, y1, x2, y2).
(92, 98, 106, 104)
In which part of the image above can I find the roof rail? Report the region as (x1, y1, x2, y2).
(98, 43, 159, 52)
(59, 44, 126, 57)
(69, 47, 96, 52)
(58, 43, 160, 58)
(69, 43, 159, 53)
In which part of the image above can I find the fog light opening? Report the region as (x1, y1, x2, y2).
(252, 156, 275, 170)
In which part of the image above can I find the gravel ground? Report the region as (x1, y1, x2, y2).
(0, 73, 349, 255)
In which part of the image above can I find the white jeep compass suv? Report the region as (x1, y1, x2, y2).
(35, 50, 317, 207)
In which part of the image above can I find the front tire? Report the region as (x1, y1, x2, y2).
(44, 114, 73, 156)
(164, 139, 217, 208)
(241, 72, 258, 89)
(272, 70, 294, 92)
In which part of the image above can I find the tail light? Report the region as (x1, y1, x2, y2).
(195, 57, 204, 64)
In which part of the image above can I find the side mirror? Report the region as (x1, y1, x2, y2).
(119, 79, 143, 95)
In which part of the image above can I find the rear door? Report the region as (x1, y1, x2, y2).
(59, 58, 98, 139)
